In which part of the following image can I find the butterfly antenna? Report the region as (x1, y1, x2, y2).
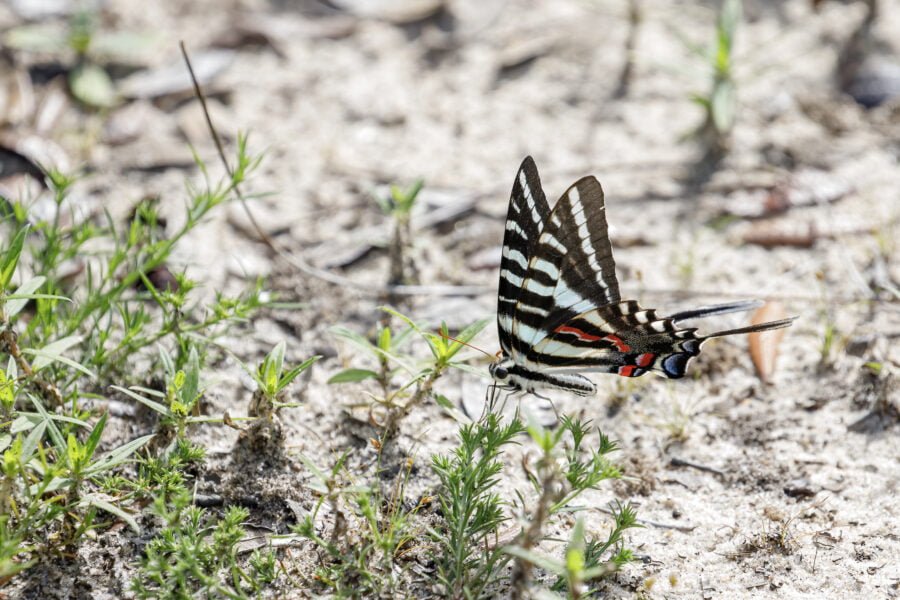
(439, 332, 495, 358)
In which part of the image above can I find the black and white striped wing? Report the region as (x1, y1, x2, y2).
(511, 175, 621, 360)
(497, 156, 551, 357)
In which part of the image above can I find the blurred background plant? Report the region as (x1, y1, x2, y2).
(4, 8, 158, 109)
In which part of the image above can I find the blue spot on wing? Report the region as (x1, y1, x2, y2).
(662, 353, 693, 378)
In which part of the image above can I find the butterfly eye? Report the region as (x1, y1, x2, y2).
(493, 366, 508, 380)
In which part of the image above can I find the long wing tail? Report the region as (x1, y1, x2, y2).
(703, 317, 796, 340)
(667, 299, 763, 323)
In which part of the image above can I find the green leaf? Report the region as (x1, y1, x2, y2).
(503, 545, 565, 575)
(180, 346, 201, 404)
(110, 385, 170, 416)
(448, 361, 490, 378)
(28, 335, 82, 371)
(434, 393, 470, 425)
(381, 307, 442, 361)
(0, 371, 14, 409)
(84, 412, 108, 459)
(711, 80, 735, 134)
(434, 394, 454, 410)
(0, 227, 29, 291)
(3, 23, 68, 53)
(29, 394, 65, 453)
(26, 338, 97, 380)
(330, 326, 378, 356)
(21, 420, 47, 463)
(279, 355, 320, 390)
(5, 276, 44, 319)
(30, 476, 72, 495)
(80, 493, 140, 533)
(565, 518, 587, 574)
(90, 30, 160, 62)
(442, 318, 489, 361)
(84, 433, 154, 476)
(128, 385, 166, 398)
(9, 415, 34, 434)
(69, 62, 118, 109)
(331, 323, 417, 374)
(327, 368, 379, 384)
(14, 412, 90, 430)
(298, 453, 330, 494)
(377, 327, 392, 351)
(719, 0, 742, 41)
(269, 341, 286, 382)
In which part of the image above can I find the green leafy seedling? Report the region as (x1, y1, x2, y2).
(377, 180, 424, 286)
(247, 341, 320, 418)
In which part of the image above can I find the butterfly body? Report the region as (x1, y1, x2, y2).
(490, 357, 596, 396)
(492, 157, 795, 396)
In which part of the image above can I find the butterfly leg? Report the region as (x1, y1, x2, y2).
(484, 383, 502, 417)
(483, 383, 518, 418)
(529, 391, 560, 424)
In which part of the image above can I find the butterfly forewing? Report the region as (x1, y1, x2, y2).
(497, 157, 551, 356)
(511, 175, 621, 358)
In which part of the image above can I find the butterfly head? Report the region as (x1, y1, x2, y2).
(489, 354, 517, 387)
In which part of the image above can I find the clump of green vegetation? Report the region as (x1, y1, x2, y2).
(239, 341, 320, 456)
(0, 138, 282, 584)
(506, 415, 639, 598)
(329, 307, 487, 440)
(686, 0, 742, 160)
(430, 412, 525, 597)
(326, 306, 639, 596)
(376, 180, 424, 287)
(294, 451, 426, 597)
(132, 493, 279, 599)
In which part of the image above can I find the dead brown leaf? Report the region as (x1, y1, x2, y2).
(748, 301, 789, 384)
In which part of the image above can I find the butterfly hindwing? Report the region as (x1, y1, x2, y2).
(527, 301, 703, 378)
(497, 156, 551, 356)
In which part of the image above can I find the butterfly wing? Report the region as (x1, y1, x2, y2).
(497, 156, 552, 357)
(527, 301, 699, 377)
(511, 174, 621, 359)
(528, 301, 796, 378)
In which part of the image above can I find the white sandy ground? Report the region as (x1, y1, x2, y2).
(3, 0, 899, 597)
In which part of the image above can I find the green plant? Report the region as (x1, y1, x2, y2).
(4, 139, 264, 392)
(329, 307, 488, 439)
(0, 394, 153, 551)
(0, 134, 269, 583)
(431, 412, 526, 598)
(686, 0, 742, 157)
(505, 507, 638, 599)
(294, 452, 425, 597)
(4, 9, 157, 109)
(234, 341, 320, 458)
(246, 341, 319, 420)
(329, 319, 416, 397)
(376, 181, 424, 286)
(507, 415, 632, 599)
(112, 346, 222, 453)
(132, 494, 279, 599)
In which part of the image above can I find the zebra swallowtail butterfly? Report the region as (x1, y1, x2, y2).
(490, 157, 795, 397)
